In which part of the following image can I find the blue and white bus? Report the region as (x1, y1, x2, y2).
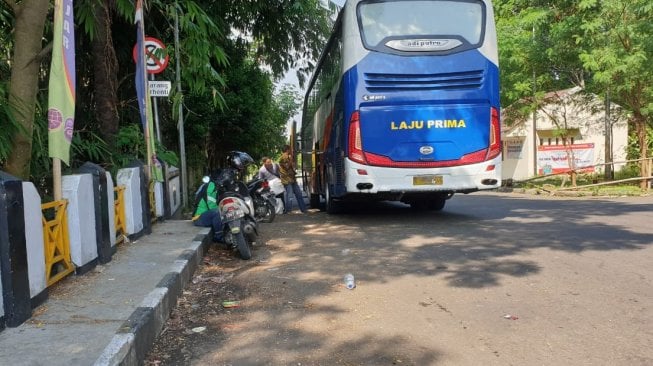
(300, 0, 501, 213)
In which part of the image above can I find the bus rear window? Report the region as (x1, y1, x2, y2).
(358, 0, 485, 50)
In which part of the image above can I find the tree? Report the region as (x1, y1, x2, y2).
(209, 0, 330, 85)
(578, 0, 653, 188)
(0, 4, 18, 164)
(495, 1, 592, 110)
(2, 0, 49, 180)
(1, 0, 330, 185)
(496, 1, 653, 186)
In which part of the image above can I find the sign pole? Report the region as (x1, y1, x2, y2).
(150, 73, 162, 143)
(174, 8, 188, 209)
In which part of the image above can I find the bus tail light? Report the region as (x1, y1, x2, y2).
(348, 111, 367, 164)
(486, 107, 501, 160)
(348, 108, 500, 168)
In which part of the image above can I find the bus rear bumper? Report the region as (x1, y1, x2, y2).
(344, 157, 502, 196)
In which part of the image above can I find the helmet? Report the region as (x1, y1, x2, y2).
(226, 151, 254, 170)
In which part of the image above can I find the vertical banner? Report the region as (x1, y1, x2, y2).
(134, 0, 163, 181)
(48, 0, 76, 165)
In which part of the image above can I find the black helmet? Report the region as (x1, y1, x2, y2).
(226, 151, 254, 170)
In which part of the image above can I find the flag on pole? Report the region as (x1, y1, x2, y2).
(135, 0, 163, 181)
(48, 0, 76, 165)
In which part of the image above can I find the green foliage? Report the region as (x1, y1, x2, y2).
(155, 141, 179, 167)
(495, 1, 591, 109)
(113, 124, 146, 169)
(162, 1, 229, 99)
(0, 88, 20, 166)
(626, 126, 653, 160)
(2, 0, 331, 185)
(578, 1, 653, 113)
(71, 131, 107, 162)
(0, 2, 15, 166)
(496, 0, 651, 182)
(180, 40, 291, 171)
(211, 0, 331, 85)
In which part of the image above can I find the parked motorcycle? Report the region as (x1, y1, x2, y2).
(267, 177, 286, 214)
(214, 152, 259, 260)
(247, 178, 277, 223)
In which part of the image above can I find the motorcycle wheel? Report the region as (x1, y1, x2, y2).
(234, 231, 252, 260)
(260, 200, 276, 223)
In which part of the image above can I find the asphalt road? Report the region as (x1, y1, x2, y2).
(148, 191, 653, 365)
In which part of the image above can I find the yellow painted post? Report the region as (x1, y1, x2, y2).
(114, 186, 127, 244)
(41, 200, 75, 286)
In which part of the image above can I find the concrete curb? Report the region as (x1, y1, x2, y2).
(93, 228, 211, 366)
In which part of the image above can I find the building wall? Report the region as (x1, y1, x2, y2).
(501, 91, 628, 181)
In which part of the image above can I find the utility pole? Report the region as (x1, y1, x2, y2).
(532, 26, 538, 177)
(174, 6, 188, 208)
(604, 88, 613, 180)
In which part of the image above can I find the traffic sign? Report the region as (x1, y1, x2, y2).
(148, 81, 171, 97)
(133, 36, 169, 74)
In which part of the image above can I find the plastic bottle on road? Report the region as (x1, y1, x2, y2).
(344, 273, 355, 289)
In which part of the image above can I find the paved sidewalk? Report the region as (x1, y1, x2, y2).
(0, 220, 210, 366)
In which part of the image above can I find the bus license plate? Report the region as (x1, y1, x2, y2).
(413, 175, 443, 186)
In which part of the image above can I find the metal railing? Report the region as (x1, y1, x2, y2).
(41, 200, 75, 286)
(114, 185, 127, 244)
(511, 157, 652, 193)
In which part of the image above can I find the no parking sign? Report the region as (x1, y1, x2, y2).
(132, 36, 169, 74)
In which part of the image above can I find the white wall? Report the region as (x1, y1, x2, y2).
(167, 174, 181, 217)
(106, 172, 116, 247)
(154, 182, 164, 218)
(117, 167, 144, 235)
(63, 174, 98, 268)
(22, 182, 46, 299)
(502, 92, 628, 181)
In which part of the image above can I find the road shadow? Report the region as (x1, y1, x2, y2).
(151, 193, 652, 365)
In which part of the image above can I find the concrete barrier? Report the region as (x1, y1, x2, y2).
(78, 162, 112, 264)
(153, 181, 164, 220)
(63, 174, 98, 275)
(166, 166, 181, 218)
(22, 182, 47, 308)
(106, 172, 116, 248)
(0, 172, 31, 328)
(117, 167, 144, 238)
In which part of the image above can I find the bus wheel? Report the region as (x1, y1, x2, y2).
(410, 201, 429, 210)
(325, 180, 340, 214)
(310, 193, 321, 209)
(427, 196, 446, 211)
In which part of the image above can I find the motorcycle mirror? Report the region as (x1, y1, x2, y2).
(202, 176, 210, 183)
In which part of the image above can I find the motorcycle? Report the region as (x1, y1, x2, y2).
(214, 152, 259, 260)
(247, 178, 277, 223)
(267, 177, 286, 214)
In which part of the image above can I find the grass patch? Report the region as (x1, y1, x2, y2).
(509, 171, 649, 197)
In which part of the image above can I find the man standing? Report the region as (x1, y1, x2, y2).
(258, 157, 280, 180)
(278, 145, 307, 213)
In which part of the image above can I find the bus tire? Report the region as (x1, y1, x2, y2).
(427, 197, 446, 211)
(310, 193, 321, 209)
(325, 180, 341, 214)
(410, 201, 429, 210)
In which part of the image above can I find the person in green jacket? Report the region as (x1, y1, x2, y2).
(192, 177, 223, 241)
